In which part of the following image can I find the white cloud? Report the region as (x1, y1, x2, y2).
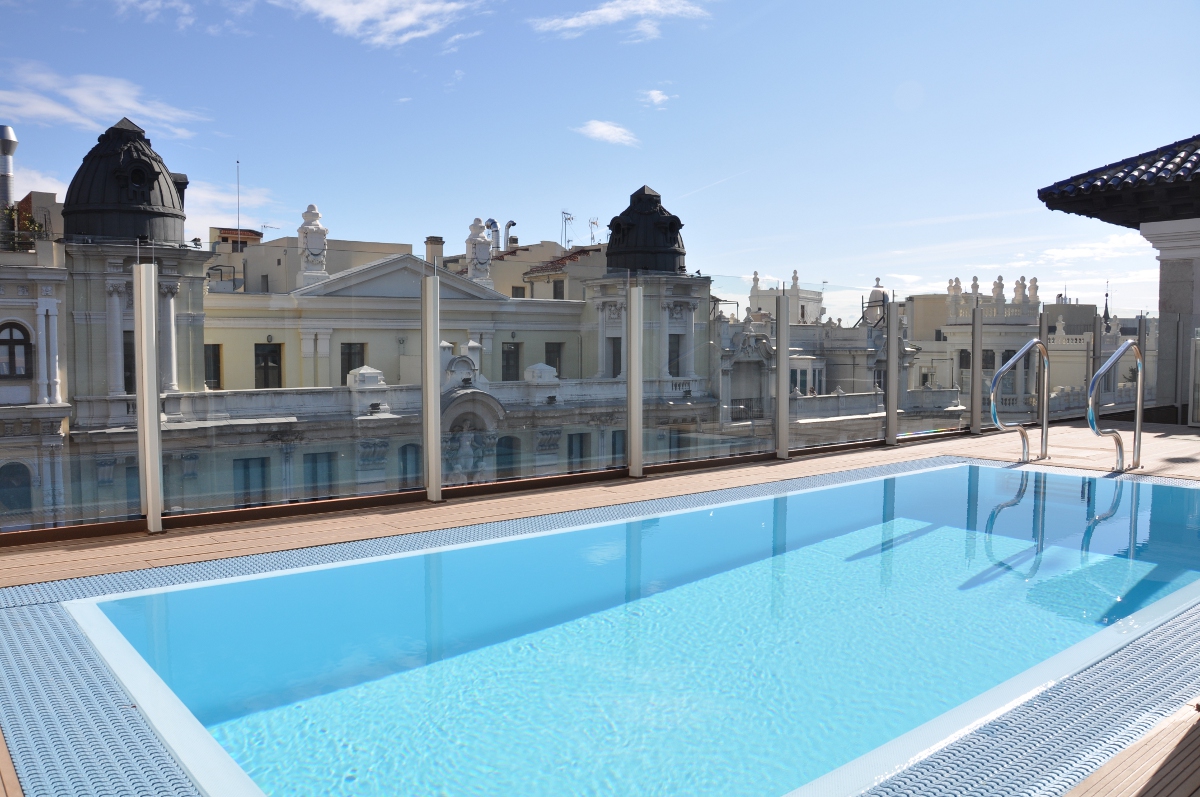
(180, 180, 276, 243)
(532, 0, 708, 39)
(573, 120, 638, 146)
(0, 64, 204, 138)
(113, 0, 195, 28)
(640, 89, 670, 107)
(1039, 231, 1151, 264)
(12, 167, 69, 200)
(442, 29, 481, 52)
(273, 0, 477, 46)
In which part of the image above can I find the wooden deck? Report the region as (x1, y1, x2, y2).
(0, 419, 1197, 796)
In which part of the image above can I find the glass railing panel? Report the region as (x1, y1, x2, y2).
(439, 284, 626, 485)
(644, 282, 775, 466)
(162, 253, 425, 515)
(0, 243, 149, 532)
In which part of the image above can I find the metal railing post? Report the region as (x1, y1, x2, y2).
(422, 275, 443, 502)
(990, 338, 1049, 463)
(627, 284, 644, 477)
(971, 304, 983, 434)
(1087, 338, 1143, 471)
(885, 301, 899, 444)
(776, 293, 790, 459)
(132, 262, 163, 533)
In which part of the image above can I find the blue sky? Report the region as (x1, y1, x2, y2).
(3, 0, 1196, 321)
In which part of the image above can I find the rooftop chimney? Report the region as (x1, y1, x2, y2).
(425, 235, 444, 268)
(0, 125, 16, 234)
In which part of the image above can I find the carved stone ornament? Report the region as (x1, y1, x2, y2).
(298, 204, 329, 269)
(158, 281, 180, 297)
(605, 302, 626, 321)
(466, 218, 492, 283)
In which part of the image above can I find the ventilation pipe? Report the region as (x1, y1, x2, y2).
(485, 218, 500, 251)
(0, 125, 16, 235)
(503, 220, 516, 251)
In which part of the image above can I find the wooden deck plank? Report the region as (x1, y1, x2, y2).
(1067, 698, 1200, 797)
(0, 420, 1198, 787)
(0, 726, 22, 797)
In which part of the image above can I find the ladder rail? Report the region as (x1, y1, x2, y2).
(989, 338, 1050, 463)
(1087, 339, 1143, 471)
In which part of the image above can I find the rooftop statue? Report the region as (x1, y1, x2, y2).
(970, 276, 980, 294)
(992, 275, 1006, 303)
(466, 218, 494, 287)
(1028, 277, 1039, 305)
(606, 186, 686, 274)
(1013, 276, 1027, 305)
(297, 205, 330, 288)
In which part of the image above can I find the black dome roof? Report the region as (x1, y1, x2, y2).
(63, 118, 188, 243)
(606, 186, 685, 274)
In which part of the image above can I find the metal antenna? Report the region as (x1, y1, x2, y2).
(589, 217, 599, 245)
(560, 210, 574, 248)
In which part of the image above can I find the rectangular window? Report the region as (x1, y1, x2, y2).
(254, 343, 282, 389)
(668, 334, 682, 378)
(959, 349, 971, 370)
(204, 344, 222, 389)
(260, 274, 270, 293)
(303, 452, 336, 501)
(813, 368, 824, 394)
(567, 432, 591, 473)
(552, 280, 565, 300)
(610, 429, 626, 467)
(544, 342, 564, 377)
(232, 457, 268, 508)
(607, 336, 622, 379)
(874, 369, 885, 390)
(502, 342, 521, 381)
(340, 342, 365, 386)
(797, 369, 808, 394)
(982, 350, 996, 370)
(398, 444, 422, 489)
(934, 329, 944, 342)
(511, 286, 526, 299)
(123, 331, 136, 395)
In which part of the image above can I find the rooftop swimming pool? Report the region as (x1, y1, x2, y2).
(66, 463, 1200, 796)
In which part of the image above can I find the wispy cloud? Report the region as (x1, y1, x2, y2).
(0, 63, 205, 138)
(532, 0, 708, 40)
(573, 120, 638, 146)
(442, 28, 481, 53)
(113, 0, 195, 29)
(181, 180, 276, 242)
(273, 0, 477, 46)
(12, 167, 69, 200)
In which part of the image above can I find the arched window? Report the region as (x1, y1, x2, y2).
(0, 463, 32, 513)
(0, 323, 31, 379)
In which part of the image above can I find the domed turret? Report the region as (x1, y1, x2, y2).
(62, 118, 188, 243)
(606, 186, 685, 274)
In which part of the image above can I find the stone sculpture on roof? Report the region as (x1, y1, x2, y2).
(992, 276, 1005, 303)
(466, 218, 493, 288)
(606, 186, 686, 274)
(1013, 276, 1027, 304)
(297, 204, 329, 288)
(1028, 277, 1039, 305)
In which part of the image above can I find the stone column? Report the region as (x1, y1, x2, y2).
(34, 306, 48, 404)
(1015, 354, 1026, 406)
(106, 280, 127, 395)
(595, 301, 607, 378)
(659, 302, 672, 378)
(684, 300, 698, 377)
(159, 281, 180, 393)
(40, 447, 53, 516)
(1140, 218, 1200, 416)
(50, 443, 64, 525)
(44, 299, 60, 403)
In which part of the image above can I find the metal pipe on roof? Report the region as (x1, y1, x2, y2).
(0, 125, 16, 234)
(503, 220, 515, 251)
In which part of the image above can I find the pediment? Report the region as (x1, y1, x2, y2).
(293, 254, 506, 300)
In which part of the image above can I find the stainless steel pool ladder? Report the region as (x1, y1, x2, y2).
(989, 338, 1049, 463)
(1087, 339, 1144, 472)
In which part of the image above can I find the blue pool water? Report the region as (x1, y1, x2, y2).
(97, 465, 1200, 796)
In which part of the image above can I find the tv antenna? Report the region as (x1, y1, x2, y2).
(560, 210, 574, 249)
(589, 217, 599, 245)
(260, 224, 278, 237)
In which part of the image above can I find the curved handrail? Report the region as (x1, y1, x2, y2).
(990, 338, 1049, 463)
(1087, 340, 1143, 471)
(983, 471, 1045, 579)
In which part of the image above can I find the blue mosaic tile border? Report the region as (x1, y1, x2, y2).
(0, 455, 1195, 796)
